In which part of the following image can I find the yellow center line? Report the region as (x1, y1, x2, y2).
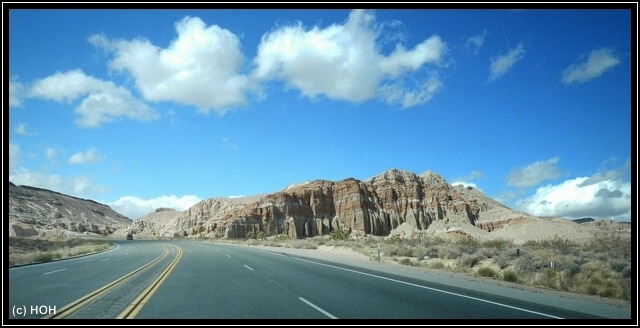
(117, 244, 183, 319)
(43, 244, 172, 319)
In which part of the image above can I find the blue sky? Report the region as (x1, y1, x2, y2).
(7, 7, 633, 222)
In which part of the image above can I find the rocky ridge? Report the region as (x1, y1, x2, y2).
(8, 182, 132, 237)
(122, 169, 558, 241)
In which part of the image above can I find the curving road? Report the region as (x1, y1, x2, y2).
(7, 239, 631, 322)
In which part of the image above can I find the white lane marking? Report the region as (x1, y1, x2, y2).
(100, 258, 110, 261)
(43, 268, 67, 275)
(244, 265, 254, 271)
(299, 297, 338, 319)
(293, 257, 563, 319)
(226, 254, 231, 258)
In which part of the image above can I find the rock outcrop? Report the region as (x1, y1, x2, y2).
(8, 182, 132, 237)
(125, 168, 527, 240)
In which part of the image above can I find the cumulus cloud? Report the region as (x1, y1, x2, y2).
(506, 157, 562, 188)
(488, 43, 525, 81)
(68, 147, 103, 165)
(45, 147, 57, 159)
(451, 170, 485, 191)
(90, 16, 252, 115)
(9, 79, 25, 107)
(10, 144, 107, 200)
(28, 69, 157, 127)
(515, 175, 631, 222)
(465, 29, 487, 55)
(253, 9, 446, 108)
(561, 48, 620, 84)
(9, 143, 21, 172)
(9, 167, 108, 197)
(15, 123, 34, 136)
(450, 180, 481, 191)
(108, 195, 201, 220)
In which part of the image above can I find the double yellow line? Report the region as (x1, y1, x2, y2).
(43, 244, 182, 319)
(117, 245, 182, 318)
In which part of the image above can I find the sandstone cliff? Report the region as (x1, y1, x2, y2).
(124, 169, 531, 240)
(8, 182, 132, 237)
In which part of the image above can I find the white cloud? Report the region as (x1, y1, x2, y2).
(15, 123, 34, 136)
(9, 167, 108, 198)
(9, 79, 25, 107)
(68, 147, 103, 165)
(91, 16, 252, 115)
(9, 143, 21, 172)
(506, 157, 562, 188)
(28, 69, 157, 127)
(220, 137, 238, 149)
(45, 147, 57, 159)
(562, 48, 620, 84)
(253, 9, 446, 108)
(463, 170, 484, 181)
(465, 29, 487, 55)
(450, 180, 482, 192)
(377, 76, 443, 108)
(515, 175, 631, 222)
(488, 43, 525, 81)
(108, 195, 201, 220)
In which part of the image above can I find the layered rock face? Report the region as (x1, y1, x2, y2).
(169, 169, 515, 239)
(8, 182, 132, 237)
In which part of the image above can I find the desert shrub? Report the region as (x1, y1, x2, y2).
(456, 235, 479, 253)
(428, 260, 446, 270)
(440, 245, 463, 259)
(524, 235, 579, 254)
(274, 234, 290, 241)
(330, 227, 351, 240)
(457, 253, 482, 268)
(493, 248, 518, 269)
(476, 267, 498, 278)
(608, 259, 631, 278)
(535, 268, 558, 289)
(563, 260, 582, 277)
(583, 235, 631, 259)
(502, 270, 518, 282)
(383, 234, 404, 244)
(482, 238, 513, 249)
(410, 245, 429, 259)
(290, 240, 318, 249)
(513, 250, 553, 274)
(399, 258, 412, 266)
(382, 244, 413, 257)
(33, 251, 61, 262)
(423, 246, 441, 259)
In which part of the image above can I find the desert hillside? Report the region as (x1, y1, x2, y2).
(115, 168, 630, 244)
(8, 182, 132, 237)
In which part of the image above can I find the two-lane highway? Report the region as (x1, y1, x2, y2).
(8, 239, 630, 320)
(8, 240, 179, 319)
(134, 241, 606, 319)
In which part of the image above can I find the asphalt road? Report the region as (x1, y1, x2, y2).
(7, 239, 632, 323)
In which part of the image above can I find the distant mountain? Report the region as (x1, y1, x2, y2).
(8, 182, 132, 237)
(573, 217, 594, 224)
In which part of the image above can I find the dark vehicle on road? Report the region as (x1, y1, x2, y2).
(126, 233, 133, 240)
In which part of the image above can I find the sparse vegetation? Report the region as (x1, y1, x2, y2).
(9, 236, 112, 267)
(330, 227, 351, 240)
